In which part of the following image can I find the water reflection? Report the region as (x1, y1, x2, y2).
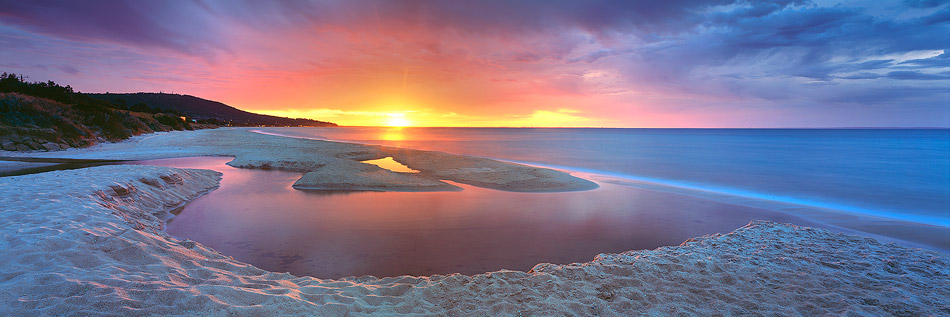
(256, 127, 950, 222)
(361, 157, 419, 173)
(381, 127, 406, 142)
(133, 156, 834, 279)
(297, 189, 362, 196)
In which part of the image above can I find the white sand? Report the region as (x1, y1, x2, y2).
(1, 128, 948, 315)
(2, 128, 597, 192)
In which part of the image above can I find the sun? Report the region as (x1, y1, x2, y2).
(385, 114, 411, 127)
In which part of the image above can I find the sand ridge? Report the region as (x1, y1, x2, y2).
(0, 164, 947, 315)
(2, 128, 597, 193)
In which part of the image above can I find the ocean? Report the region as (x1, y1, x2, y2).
(259, 127, 950, 226)
(140, 127, 949, 278)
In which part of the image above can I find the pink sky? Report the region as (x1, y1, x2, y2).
(0, 1, 947, 127)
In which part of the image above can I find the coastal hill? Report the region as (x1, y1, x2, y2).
(88, 93, 336, 127)
(0, 91, 197, 151)
(0, 73, 336, 152)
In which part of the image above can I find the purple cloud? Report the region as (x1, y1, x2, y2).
(0, 0, 226, 57)
(0, 0, 946, 127)
(56, 64, 79, 75)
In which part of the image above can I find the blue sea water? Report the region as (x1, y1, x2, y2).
(140, 127, 949, 277)
(259, 127, 950, 227)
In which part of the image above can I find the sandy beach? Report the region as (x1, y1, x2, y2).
(1, 128, 948, 315)
(2, 128, 597, 193)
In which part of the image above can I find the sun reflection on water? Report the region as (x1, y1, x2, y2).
(381, 128, 406, 141)
(361, 157, 419, 173)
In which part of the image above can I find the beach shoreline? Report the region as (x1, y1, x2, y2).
(1, 128, 948, 314)
(4, 127, 945, 252)
(0, 128, 598, 193)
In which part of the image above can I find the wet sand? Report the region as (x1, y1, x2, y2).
(0, 128, 947, 315)
(1, 128, 597, 192)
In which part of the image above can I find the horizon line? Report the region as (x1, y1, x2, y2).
(337, 125, 950, 129)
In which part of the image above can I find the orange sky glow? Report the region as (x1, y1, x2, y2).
(1, 1, 946, 128)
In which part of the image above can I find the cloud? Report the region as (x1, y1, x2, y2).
(509, 109, 604, 127)
(0, 0, 226, 57)
(900, 51, 950, 67)
(886, 71, 950, 80)
(0, 0, 946, 127)
(904, 0, 946, 9)
(56, 65, 79, 75)
(611, 1, 948, 114)
(247, 107, 614, 127)
(0, 0, 735, 58)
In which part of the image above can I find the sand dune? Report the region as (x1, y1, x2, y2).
(0, 163, 946, 315)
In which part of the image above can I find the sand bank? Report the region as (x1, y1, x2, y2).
(0, 164, 946, 315)
(1, 128, 596, 192)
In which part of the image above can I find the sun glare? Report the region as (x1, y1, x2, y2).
(385, 115, 411, 127)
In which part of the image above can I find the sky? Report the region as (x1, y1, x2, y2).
(0, 0, 947, 127)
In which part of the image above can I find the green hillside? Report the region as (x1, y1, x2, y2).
(0, 73, 335, 152)
(89, 93, 336, 127)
